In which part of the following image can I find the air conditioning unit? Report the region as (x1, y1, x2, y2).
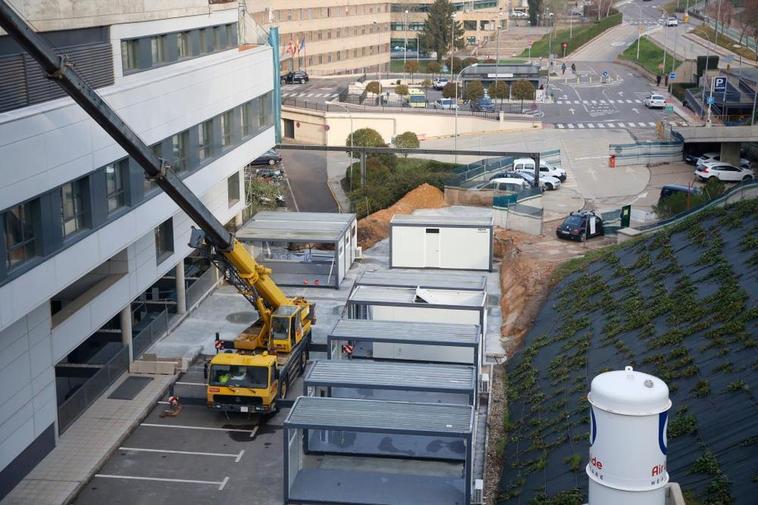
(479, 372, 490, 394)
(472, 479, 484, 504)
(354, 246, 363, 259)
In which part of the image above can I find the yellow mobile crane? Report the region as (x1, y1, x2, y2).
(0, 1, 312, 414)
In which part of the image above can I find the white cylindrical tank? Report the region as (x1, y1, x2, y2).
(587, 366, 671, 505)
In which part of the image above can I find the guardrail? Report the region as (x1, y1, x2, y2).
(449, 148, 562, 186)
(186, 266, 220, 311)
(132, 309, 170, 359)
(57, 346, 130, 434)
(282, 97, 511, 120)
(609, 140, 683, 166)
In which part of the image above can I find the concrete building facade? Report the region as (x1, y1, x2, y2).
(390, 0, 509, 52)
(0, 0, 274, 497)
(249, 1, 392, 76)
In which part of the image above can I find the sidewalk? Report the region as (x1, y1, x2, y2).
(1, 373, 174, 505)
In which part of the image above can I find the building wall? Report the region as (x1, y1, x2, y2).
(0, 5, 275, 494)
(249, 1, 392, 76)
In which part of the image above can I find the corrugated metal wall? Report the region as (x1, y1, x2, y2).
(0, 42, 113, 114)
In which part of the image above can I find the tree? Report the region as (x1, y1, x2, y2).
(404, 60, 420, 83)
(346, 128, 385, 158)
(420, 0, 465, 62)
(483, 58, 496, 63)
(488, 81, 509, 107)
(707, 1, 734, 37)
(463, 56, 478, 68)
(528, 0, 543, 26)
(395, 84, 409, 96)
(427, 61, 442, 77)
(441, 81, 460, 98)
(450, 56, 464, 73)
(511, 79, 536, 112)
(463, 80, 485, 102)
(394, 131, 420, 156)
(421, 79, 432, 92)
(736, 0, 758, 55)
(366, 81, 382, 95)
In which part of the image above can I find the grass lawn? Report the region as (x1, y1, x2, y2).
(691, 25, 757, 62)
(618, 36, 682, 76)
(519, 13, 622, 58)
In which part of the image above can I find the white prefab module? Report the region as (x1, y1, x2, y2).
(236, 212, 357, 288)
(587, 366, 671, 505)
(390, 215, 494, 271)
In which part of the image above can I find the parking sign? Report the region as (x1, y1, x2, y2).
(713, 76, 727, 91)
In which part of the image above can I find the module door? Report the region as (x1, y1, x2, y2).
(424, 228, 441, 267)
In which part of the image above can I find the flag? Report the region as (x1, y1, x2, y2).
(299, 37, 305, 53)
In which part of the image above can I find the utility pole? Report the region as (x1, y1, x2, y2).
(404, 9, 408, 80)
(450, 12, 456, 82)
(636, 3, 642, 60)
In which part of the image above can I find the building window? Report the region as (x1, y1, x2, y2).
(198, 28, 208, 54)
(177, 31, 191, 58)
(198, 120, 213, 161)
(105, 159, 128, 213)
(121, 39, 138, 72)
(227, 172, 240, 207)
(220, 110, 233, 148)
(3, 202, 38, 270)
(154, 218, 174, 264)
(259, 94, 271, 128)
(242, 102, 253, 136)
(214, 27, 222, 49)
(151, 35, 167, 64)
(171, 131, 189, 172)
(61, 178, 89, 238)
(226, 24, 236, 47)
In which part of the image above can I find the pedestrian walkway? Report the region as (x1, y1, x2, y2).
(0, 373, 174, 505)
(554, 98, 645, 105)
(554, 121, 662, 129)
(281, 91, 340, 99)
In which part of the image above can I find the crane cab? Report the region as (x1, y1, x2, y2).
(271, 305, 304, 353)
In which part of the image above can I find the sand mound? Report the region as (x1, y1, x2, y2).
(357, 183, 446, 249)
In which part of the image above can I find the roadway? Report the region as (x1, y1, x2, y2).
(280, 149, 339, 213)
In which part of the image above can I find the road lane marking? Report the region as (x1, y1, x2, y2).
(574, 100, 580, 104)
(626, 99, 633, 103)
(556, 124, 565, 128)
(587, 123, 596, 128)
(141, 423, 259, 437)
(175, 381, 205, 386)
(119, 447, 245, 462)
(596, 123, 605, 128)
(94, 474, 230, 491)
(577, 123, 585, 128)
(607, 122, 615, 127)
(648, 122, 657, 127)
(568, 124, 575, 128)
(634, 99, 642, 103)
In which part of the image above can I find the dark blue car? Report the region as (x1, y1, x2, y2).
(470, 97, 496, 112)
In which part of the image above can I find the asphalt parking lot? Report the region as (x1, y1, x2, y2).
(70, 361, 292, 505)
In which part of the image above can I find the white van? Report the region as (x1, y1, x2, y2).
(477, 177, 528, 192)
(513, 157, 567, 182)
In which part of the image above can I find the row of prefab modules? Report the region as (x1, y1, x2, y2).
(281, 267, 494, 505)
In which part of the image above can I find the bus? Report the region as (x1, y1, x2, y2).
(407, 88, 427, 108)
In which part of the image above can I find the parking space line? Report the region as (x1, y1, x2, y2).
(141, 423, 259, 438)
(175, 381, 206, 386)
(94, 474, 230, 491)
(119, 447, 245, 462)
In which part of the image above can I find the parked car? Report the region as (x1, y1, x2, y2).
(665, 16, 679, 26)
(432, 98, 459, 110)
(255, 167, 285, 180)
(695, 152, 751, 170)
(432, 78, 449, 90)
(250, 149, 282, 166)
(644, 93, 666, 108)
(489, 170, 561, 191)
(477, 177, 529, 192)
(281, 70, 309, 84)
(658, 184, 700, 205)
(512, 157, 567, 182)
(695, 162, 754, 182)
(469, 97, 496, 112)
(556, 210, 605, 241)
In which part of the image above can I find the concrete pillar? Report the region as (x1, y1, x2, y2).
(175, 258, 186, 315)
(234, 212, 243, 228)
(120, 306, 133, 364)
(720, 142, 741, 166)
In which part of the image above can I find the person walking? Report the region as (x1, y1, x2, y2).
(561, 62, 566, 75)
(656, 74, 662, 87)
(571, 63, 576, 74)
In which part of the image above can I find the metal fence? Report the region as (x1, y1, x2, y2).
(132, 309, 170, 359)
(492, 186, 543, 207)
(57, 345, 130, 434)
(609, 141, 683, 166)
(449, 148, 562, 186)
(186, 266, 220, 310)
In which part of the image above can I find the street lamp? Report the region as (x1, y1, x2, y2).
(454, 63, 477, 160)
(331, 101, 356, 189)
(450, 12, 457, 82)
(404, 9, 409, 79)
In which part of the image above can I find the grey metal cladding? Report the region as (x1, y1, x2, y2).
(0, 54, 26, 111)
(356, 270, 487, 291)
(253, 211, 356, 225)
(329, 318, 480, 345)
(305, 360, 476, 391)
(390, 214, 494, 227)
(285, 396, 474, 434)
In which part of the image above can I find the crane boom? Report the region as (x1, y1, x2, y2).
(0, 1, 309, 348)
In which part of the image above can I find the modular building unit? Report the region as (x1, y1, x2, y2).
(355, 270, 488, 291)
(390, 215, 494, 271)
(236, 218, 354, 288)
(328, 318, 481, 374)
(284, 397, 474, 505)
(346, 284, 488, 337)
(304, 359, 477, 405)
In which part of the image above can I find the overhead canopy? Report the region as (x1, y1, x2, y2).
(236, 219, 348, 242)
(391, 214, 494, 227)
(347, 285, 486, 307)
(356, 270, 487, 291)
(253, 211, 356, 225)
(672, 125, 757, 143)
(328, 318, 480, 346)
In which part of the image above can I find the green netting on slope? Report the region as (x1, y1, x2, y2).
(497, 198, 758, 505)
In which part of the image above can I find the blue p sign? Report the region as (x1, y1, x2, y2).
(714, 76, 727, 91)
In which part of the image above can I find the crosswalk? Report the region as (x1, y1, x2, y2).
(625, 19, 662, 26)
(554, 121, 658, 129)
(282, 91, 341, 99)
(554, 99, 644, 105)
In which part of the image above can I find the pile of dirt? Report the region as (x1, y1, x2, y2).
(357, 183, 446, 249)
(495, 228, 557, 356)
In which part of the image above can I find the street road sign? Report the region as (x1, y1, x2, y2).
(706, 96, 716, 105)
(562, 42, 568, 48)
(669, 72, 676, 80)
(602, 71, 609, 77)
(713, 76, 727, 92)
